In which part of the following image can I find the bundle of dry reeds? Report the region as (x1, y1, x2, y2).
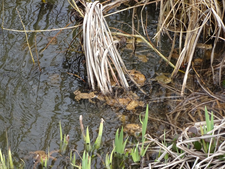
(145, 118, 225, 168)
(155, 0, 225, 96)
(83, 1, 130, 94)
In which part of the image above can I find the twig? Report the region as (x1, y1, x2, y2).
(111, 32, 184, 73)
(34, 35, 41, 72)
(40, 22, 72, 54)
(16, 8, 35, 64)
(67, 72, 85, 82)
(2, 24, 82, 33)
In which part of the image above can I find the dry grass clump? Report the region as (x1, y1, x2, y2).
(83, 1, 130, 94)
(155, 0, 225, 96)
(145, 114, 225, 168)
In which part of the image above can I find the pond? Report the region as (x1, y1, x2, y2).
(0, 0, 174, 168)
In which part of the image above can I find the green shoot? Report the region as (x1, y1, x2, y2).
(80, 116, 105, 153)
(59, 121, 63, 142)
(70, 151, 77, 169)
(105, 148, 114, 169)
(59, 121, 69, 153)
(40, 156, 44, 166)
(163, 131, 169, 162)
(8, 148, 13, 169)
(114, 127, 128, 155)
(0, 149, 7, 169)
(94, 118, 104, 151)
(130, 143, 140, 163)
(82, 151, 91, 169)
(139, 105, 150, 158)
(140, 143, 150, 158)
(199, 107, 215, 153)
(85, 127, 92, 152)
(205, 106, 214, 133)
(141, 104, 149, 143)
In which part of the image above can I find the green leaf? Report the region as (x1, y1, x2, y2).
(85, 127, 92, 152)
(193, 141, 202, 151)
(59, 121, 63, 142)
(142, 105, 149, 142)
(222, 80, 225, 88)
(205, 106, 211, 132)
(0, 149, 7, 169)
(8, 148, 14, 169)
(140, 143, 150, 157)
(131, 143, 140, 163)
(114, 128, 128, 155)
(94, 118, 104, 151)
(105, 148, 114, 169)
(82, 151, 91, 169)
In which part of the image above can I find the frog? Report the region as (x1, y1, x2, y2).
(124, 123, 142, 137)
(151, 73, 172, 84)
(126, 37, 144, 44)
(196, 43, 212, 50)
(126, 100, 145, 111)
(74, 90, 96, 102)
(135, 54, 149, 62)
(128, 69, 146, 86)
(47, 36, 58, 45)
(29, 150, 58, 169)
(96, 91, 144, 111)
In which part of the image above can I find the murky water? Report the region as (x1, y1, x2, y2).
(0, 1, 172, 168)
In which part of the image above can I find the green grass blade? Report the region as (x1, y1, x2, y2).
(70, 151, 76, 168)
(131, 143, 140, 163)
(142, 104, 149, 142)
(115, 129, 119, 153)
(122, 137, 128, 152)
(0, 149, 7, 169)
(205, 106, 211, 132)
(105, 153, 110, 169)
(82, 151, 91, 169)
(119, 127, 124, 147)
(59, 121, 63, 142)
(141, 144, 150, 157)
(115, 128, 122, 154)
(211, 111, 214, 130)
(114, 127, 128, 155)
(105, 148, 114, 169)
(8, 148, 14, 169)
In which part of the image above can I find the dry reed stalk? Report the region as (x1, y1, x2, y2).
(155, 0, 225, 96)
(16, 8, 35, 64)
(83, 1, 129, 94)
(145, 117, 225, 168)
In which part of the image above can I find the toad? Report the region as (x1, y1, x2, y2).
(128, 69, 146, 86)
(124, 123, 142, 137)
(97, 91, 144, 111)
(152, 73, 171, 84)
(126, 100, 144, 111)
(74, 90, 96, 102)
(29, 150, 58, 169)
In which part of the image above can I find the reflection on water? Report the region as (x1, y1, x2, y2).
(0, 0, 125, 166)
(0, 0, 167, 168)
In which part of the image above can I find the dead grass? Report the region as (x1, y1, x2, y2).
(154, 0, 225, 96)
(145, 117, 225, 168)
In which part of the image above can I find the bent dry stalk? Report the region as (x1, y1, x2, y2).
(83, 1, 129, 94)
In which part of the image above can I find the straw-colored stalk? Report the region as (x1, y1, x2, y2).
(154, 0, 225, 96)
(83, 1, 129, 94)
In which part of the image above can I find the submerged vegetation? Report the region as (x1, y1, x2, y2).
(1, 0, 225, 168)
